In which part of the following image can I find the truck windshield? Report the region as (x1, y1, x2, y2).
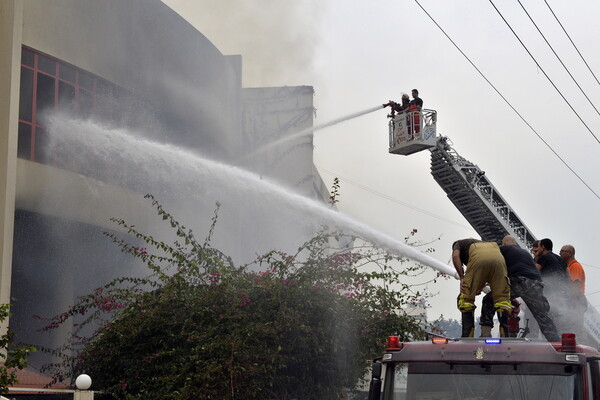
(385, 362, 579, 400)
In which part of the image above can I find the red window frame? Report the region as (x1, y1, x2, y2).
(18, 46, 120, 163)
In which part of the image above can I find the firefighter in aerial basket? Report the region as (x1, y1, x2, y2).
(408, 89, 423, 137)
(452, 238, 511, 337)
(382, 93, 410, 118)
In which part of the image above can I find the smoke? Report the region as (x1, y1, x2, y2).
(542, 276, 590, 343)
(162, 0, 328, 87)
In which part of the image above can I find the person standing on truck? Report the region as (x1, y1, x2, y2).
(536, 238, 571, 335)
(479, 235, 560, 341)
(452, 238, 511, 338)
(560, 244, 587, 340)
(560, 244, 586, 298)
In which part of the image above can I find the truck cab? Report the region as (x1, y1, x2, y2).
(368, 334, 600, 400)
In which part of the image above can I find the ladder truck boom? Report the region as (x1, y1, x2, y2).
(388, 110, 535, 248)
(430, 136, 536, 248)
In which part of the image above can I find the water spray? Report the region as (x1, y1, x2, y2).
(48, 114, 458, 279)
(242, 104, 384, 164)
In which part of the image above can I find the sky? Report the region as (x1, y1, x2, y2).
(162, 0, 600, 321)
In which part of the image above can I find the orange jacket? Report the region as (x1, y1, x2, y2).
(567, 259, 585, 295)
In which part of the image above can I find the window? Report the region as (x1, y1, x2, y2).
(384, 362, 581, 400)
(18, 46, 126, 164)
(18, 46, 166, 181)
(19, 67, 33, 122)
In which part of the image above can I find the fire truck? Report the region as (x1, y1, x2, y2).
(364, 110, 600, 399)
(368, 334, 600, 399)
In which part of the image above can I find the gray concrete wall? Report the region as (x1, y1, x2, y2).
(21, 0, 242, 154)
(2, 0, 329, 374)
(0, 0, 22, 306)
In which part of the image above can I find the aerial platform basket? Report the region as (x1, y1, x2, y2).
(388, 109, 437, 155)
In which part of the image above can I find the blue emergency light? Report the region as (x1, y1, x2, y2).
(484, 338, 502, 344)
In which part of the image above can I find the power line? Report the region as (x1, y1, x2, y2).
(581, 262, 600, 271)
(316, 165, 473, 231)
(517, 0, 600, 118)
(413, 0, 600, 201)
(586, 290, 600, 297)
(543, 0, 600, 86)
(489, 0, 600, 145)
(318, 165, 600, 271)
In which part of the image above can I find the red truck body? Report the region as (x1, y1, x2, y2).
(368, 334, 600, 400)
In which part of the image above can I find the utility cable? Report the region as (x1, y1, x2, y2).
(316, 165, 473, 230)
(582, 262, 600, 271)
(517, 0, 600, 118)
(413, 0, 600, 201)
(317, 166, 600, 271)
(489, 0, 600, 145)
(543, 0, 600, 86)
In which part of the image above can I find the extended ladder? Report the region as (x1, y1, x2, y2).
(429, 136, 536, 248)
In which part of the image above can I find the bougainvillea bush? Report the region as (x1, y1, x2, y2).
(39, 195, 438, 399)
(0, 304, 35, 394)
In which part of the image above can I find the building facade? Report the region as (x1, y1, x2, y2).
(0, 0, 328, 385)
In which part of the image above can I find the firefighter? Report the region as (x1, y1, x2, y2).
(559, 244, 587, 340)
(479, 235, 560, 341)
(408, 89, 423, 137)
(383, 93, 410, 117)
(452, 238, 511, 338)
(535, 238, 571, 336)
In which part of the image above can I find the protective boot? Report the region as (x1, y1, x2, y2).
(497, 310, 509, 338)
(480, 325, 493, 338)
(461, 311, 475, 338)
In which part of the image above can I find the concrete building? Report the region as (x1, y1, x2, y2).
(404, 298, 428, 328)
(1, 0, 328, 389)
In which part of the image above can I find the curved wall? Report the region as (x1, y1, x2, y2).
(22, 0, 242, 154)
(7, 0, 245, 371)
(5, 0, 324, 377)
